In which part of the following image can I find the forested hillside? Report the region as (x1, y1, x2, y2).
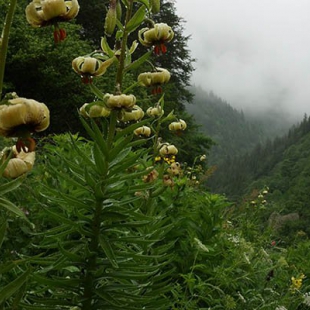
(208, 114, 310, 205)
(186, 86, 293, 164)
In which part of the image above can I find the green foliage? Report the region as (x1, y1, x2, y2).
(2, 1, 310, 310)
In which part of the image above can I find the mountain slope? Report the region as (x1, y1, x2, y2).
(186, 86, 291, 165)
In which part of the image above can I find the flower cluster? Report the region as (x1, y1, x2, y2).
(250, 186, 269, 206)
(290, 274, 306, 292)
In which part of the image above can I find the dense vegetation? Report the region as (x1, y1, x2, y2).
(1, 1, 310, 309)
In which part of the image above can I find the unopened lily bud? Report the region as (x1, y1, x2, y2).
(120, 105, 144, 122)
(150, 0, 160, 14)
(169, 119, 187, 131)
(105, 93, 136, 109)
(116, 0, 122, 20)
(104, 0, 117, 36)
(159, 144, 178, 156)
(134, 126, 151, 137)
(146, 106, 164, 117)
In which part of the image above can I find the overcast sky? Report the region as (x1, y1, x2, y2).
(175, 0, 310, 120)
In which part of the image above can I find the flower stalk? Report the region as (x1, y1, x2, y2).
(115, 0, 134, 92)
(0, 0, 17, 99)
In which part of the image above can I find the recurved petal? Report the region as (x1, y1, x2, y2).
(25, 1, 45, 27)
(41, 0, 67, 21)
(64, 0, 80, 19)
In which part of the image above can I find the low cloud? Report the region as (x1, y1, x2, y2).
(176, 0, 310, 120)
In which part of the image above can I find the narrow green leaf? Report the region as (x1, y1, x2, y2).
(90, 119, 109, 158)
(89, 82, 106, 99)
(32, 274, 80, 290)
(100, 36, 115, 58)
(0, 177, 22, 196)
(92, 144, 108, 175)
(109, 146, 132, 168)
(0, 198, 30, 223)
(126, 5, 146, 33)
(99, 235, 119, 268)
(0, 269, 31, 304)
(134, 0, 150, 9)
(124, 50, 152, 73)
(0, 220, 6, 249)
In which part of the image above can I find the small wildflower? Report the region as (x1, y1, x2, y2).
(167, 162, 181, 176)
(163, 174, 174, 188)
(194, 238, 209, 252)
(154, 156, 162, 162)
(200, 154, 207, 162)
(290, 274, 306, 291)
(303, 292, 310, 306)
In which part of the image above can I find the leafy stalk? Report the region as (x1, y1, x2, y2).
(115, 0, 134, 92)
(81, 198, 104, 309)
(0, 0, 17, 99)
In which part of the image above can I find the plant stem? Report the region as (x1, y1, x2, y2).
(0, 0, 17, 99)
(115, 0, 134, 93)
(82, 198, 103, 309)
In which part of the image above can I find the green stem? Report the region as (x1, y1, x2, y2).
(107, 109, 118, 147)
(115, 0, 134, 92)
(0, 0, 17, 99)
(82, 198, 103, 310)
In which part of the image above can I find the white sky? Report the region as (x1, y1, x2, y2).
(175, 0, 310, 119)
